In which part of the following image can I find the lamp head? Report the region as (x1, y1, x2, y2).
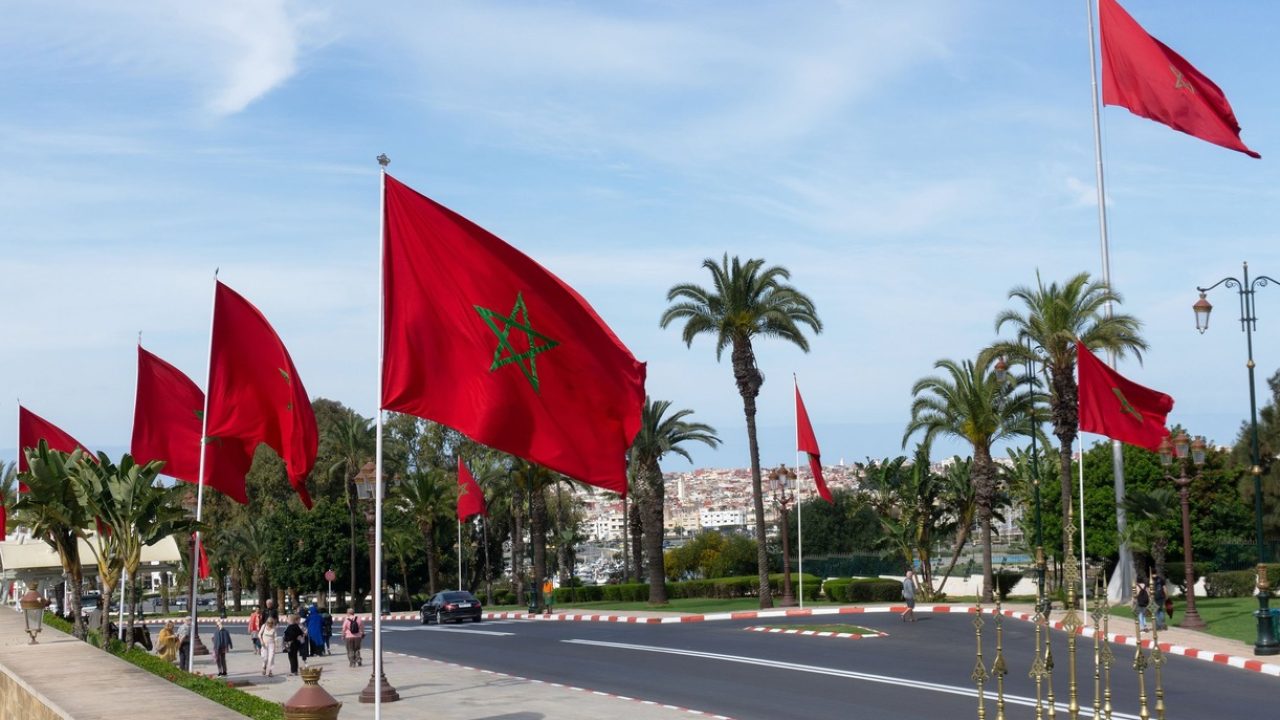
(1193, 292, 1212, 334)
(1174, 431, 1190, 459)
(1191, 435, 1207, 467)
(1157, 437, 1173, 467)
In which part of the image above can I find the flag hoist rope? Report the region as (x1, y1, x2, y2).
(1086, 0, 1134, 604)
(189, 272, 217, 673)
(374, 156, 389, 718)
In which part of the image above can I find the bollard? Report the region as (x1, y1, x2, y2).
(282, 666, 342, 720)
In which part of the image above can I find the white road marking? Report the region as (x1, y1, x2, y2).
(428, 627, 515, 636)
(563, 639, 1139, 720)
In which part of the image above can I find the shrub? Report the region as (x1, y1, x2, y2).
(995, 570, 1024, 601)
(822, 579, 852, 601)
(117, 647, 283, 719)
(840, 578, 902, 603)
(1203, 565, 1280, 598)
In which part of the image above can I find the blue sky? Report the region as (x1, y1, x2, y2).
(2, 0, 1278, 471)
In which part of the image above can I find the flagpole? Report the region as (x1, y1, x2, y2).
(457, 518, 463, 592)
(1086, 0, 1134, 604)
(372, 153, 392, 717)
(188, 273, 217, 673)
(794, 375, 804, 609)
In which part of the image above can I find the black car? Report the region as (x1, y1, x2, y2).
(421, 591, 483, 624)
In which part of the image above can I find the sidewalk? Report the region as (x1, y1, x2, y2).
(202, 627, 719, 719)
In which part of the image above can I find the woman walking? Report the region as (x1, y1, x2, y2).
(259, 617, 278, 677)
(341, 607, 364, 668)
(283, 614, 306, 676)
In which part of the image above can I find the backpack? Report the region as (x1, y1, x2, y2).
(349, 616, 360, 635)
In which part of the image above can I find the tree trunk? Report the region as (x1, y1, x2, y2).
(1052, 370, 1079, 589)
(732, 339, 773, 609)
(215, 573, 226, 615)
(621, 493, 629, 582)
(161, 573, 171, 615)
(511, 485, 525, 607)
(641, 464, 669, 604)
(424, 520, 439, 597)
(347, 476, 358, 615)
(628, 500, 643, 583)
(532, 487, 548, 593)
(230, 567, 243, 612)
(974, 446, 997, 603)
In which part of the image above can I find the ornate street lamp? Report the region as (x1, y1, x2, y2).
(1157, 432, 1206, 630)
(767, 465, 797, 607)
(20, 587, 50, 644)
(1195, 262, 1280, 655)
(353, 463, 400, 703)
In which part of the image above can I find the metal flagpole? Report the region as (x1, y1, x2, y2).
(1085, 0, 1133, 605)
(373, 153, 391, 718)
(457, 519, 463, 591)
(1079, 436, 1089, 616)
(13, 401, 19, 515)
(794, 375, 804, 609)
(188, 272, 217, 673)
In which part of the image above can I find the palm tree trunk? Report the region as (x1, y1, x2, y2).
(641, 466, 668, 604)
(511, 486, 525, 607)
(424, 521, 439, 596)
(628, 500, 643, 583)
(532, 488, 548, 592)
(935, 523, 973, 597)
(347, 477, 358, 614)
(974, 447, 997, 603)
(730, 339, 773, 609)
(1052, 371, 1079, 589)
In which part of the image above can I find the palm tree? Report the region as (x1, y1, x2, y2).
(384, 523, 420, 610)
(1, 461, 15, 536)
(1122, 486, 1179, 581)
(327, 416, 374, 611)
(904, 356, 1036, 602)
(628, 398, 720, 604)
(394, 467, 451, 597)
(935, 456, 978, 597)
(14, 443, 93, 639)
(661, 254, 822, 608)
(991, 272, 1147, 576)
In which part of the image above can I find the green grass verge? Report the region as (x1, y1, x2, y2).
(756, 623, 879, 636)
(549, 597, 846, 613)
(1106, 596, 1270, 646)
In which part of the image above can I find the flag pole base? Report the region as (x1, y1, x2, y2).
(192, 632, 210, 656)
(358, 667, 400, 703)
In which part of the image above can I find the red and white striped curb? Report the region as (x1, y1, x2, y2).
(744, 625, 886, 640)
(384, 650, 734, 719)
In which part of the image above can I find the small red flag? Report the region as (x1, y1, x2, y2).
(132, 345, 252, 504)
(17, 406, 92, 492)
(205, 281, 318, 507)
(457, 459, 487, 521)
(795, 381, 833, 504)
(1077, 341, 1173, 451)
(1100, 0, 1259, 158)
(195, 533, 211, 580)
(0, 505, 6, 538)
(381, 175, 646, 495)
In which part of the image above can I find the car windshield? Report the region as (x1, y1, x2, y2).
(441, 592, 474, 602)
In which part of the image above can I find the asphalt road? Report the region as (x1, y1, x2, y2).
(377, 613, 1275, 719)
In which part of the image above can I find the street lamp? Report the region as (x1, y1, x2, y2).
(767, 464, 797, 607)
(20, 587, 50, 644)
(1195, 261, 1280, 655)
(1157, 432, 1207, 630)
(353, 464, 400, 703)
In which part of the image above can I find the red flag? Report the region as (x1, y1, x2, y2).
(1077, 341, 1173, 451)
(195, 533, 210, 580)
(205, 281, 318, 507)
(795, 382, 833, 504)
(1100, 0, 1259, 158)
(381, 175, 646, 495)
(457, 459, 487, 521)
(132, 345, 252, 504)
(0, 505, 6, 538)
(17, 406, 92, 492)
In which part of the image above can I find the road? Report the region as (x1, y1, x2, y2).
(376, 612, 1275, 719)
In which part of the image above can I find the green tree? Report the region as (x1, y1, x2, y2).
(262, 499, 352, 609)
(862, 449, 951, 598)
(1233, 368, 1280, 549)
(14, 444, 93, 639)
(992, 272, 1147, 572)
(904, 355, 1036, 602)
(785, 487, 883, 556)
(323, 413, 374, 611)
(394, 467, 452, 597)
(628, 398, 720, 604)
(661, 254, 822, 608)
(664, 529, 759, 580)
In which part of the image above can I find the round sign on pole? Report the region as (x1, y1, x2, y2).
(325, 569, 336, 582)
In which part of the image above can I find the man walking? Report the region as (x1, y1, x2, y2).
(211, 618, 233, 677)
(901, 569, 918, 622)
(341, 607, 364, 668)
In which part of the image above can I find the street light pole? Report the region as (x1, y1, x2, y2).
(768, 465, 796, 607)
(1158, 432, 1206, 630)
(1194, 261, 1280, 655)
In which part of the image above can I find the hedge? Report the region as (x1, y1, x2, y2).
(552, 574, 822, 604)
(1204, 565, 1280, 598)
(821, 578, 903, 603)
(117, 647, 283, 719)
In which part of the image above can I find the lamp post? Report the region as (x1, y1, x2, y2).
(19, 587, 50, 644)
(1195, 262, 1280, 655)
(1157, 432, 1207, 630)
(353, 464, 399, 703)
(767, 465, 797, 607)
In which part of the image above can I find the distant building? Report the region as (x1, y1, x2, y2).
(700, 508, 747, 531)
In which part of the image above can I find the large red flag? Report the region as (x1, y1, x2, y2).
(382, 174, 646, 495)
(132, 345, 252, 504)
(1077, 341, 1173, 451)
(795, 381, 833, 504)
(205, 281, 318, 507)
(457, 459, 487, 521)
(17, 406, 92, 492)
(1100, 0, 1259, 158)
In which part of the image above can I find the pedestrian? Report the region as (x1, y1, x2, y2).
(342, 607, 364, 668)
(264, 598, 280, 624)
(283, 614, 306, 676)
(1153, 576, 1168, 631)
(259, 617, 278, 677)
(321, 611, 334, 655)
(211, 618, 233, 677)
(542, 577, 555, 615)
(1136, 578, 1151, 632)
(176, 618, 191, 669)
(248, 607, 262, 652)
(307, 603, 325, 656)
(901, 569, 918, 622)
(157, 621, 179, 664)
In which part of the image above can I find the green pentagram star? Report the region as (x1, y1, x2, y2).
(474, 292, 560, 392)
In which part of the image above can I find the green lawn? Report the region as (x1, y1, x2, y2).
(1105, 596, 1271, 646)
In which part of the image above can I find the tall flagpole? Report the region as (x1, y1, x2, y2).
(371, 153, 395, 716)
(1085, 0, 1133, 604)
(794, 375, 804, 609)
(188, 272, 217, 673)
(457, 518, 463, 591)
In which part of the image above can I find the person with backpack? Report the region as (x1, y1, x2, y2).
(342, 607, 364, 668)
(1153, 576, 1168, 631)
(1136, 579, 1151, 632)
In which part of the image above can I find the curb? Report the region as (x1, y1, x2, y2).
(385, 650, 735, 719)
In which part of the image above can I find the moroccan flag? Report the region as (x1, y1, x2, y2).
(795, 381, 833, 504)
(17, 406, 92, 492)
(195, 533, 210, 580)
(205, 281, 318, 507)
(132, 345, 252, 504)
(1100, 0, 1259, 158)
(1077, 341, 1173, 451)
(457, 459, 487, 521)
(381, 174, 646, 495)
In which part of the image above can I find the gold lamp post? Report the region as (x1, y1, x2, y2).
(353, 463, 400, 704)
(1156, 431, 1207, 630)
(20, 588, 51, 644)
(767, 465, 797, 607)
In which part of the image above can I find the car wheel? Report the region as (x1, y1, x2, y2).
(421, 612, 429, 625)
(437, 611, 445, 625)
(472, 615, 482, 623)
